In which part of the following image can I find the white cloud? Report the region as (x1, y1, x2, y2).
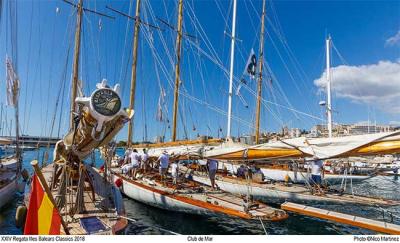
(386, 30, 400, 46)
(314, 60, 400, 113)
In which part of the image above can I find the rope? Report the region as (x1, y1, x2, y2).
(258, 217, 268, 235)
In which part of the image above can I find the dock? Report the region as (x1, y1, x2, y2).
(281, 202, 400, 235)
(1, 135, 60, 147)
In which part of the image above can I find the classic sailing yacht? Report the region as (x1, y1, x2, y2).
(110, 0, 288, 222)
(19, 0, 131, 235)
(146, 1, 400, 206)
(1, 0, 26, 210)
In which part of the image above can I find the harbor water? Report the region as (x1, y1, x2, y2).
(1, 147, 399, 235)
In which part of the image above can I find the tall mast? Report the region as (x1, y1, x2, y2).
(226, 0, 237, 139)
(127, 0, 142, 147)
(70, 0, 83, 129)
(326, 36, 332, 138)
(14, 87, 20, 171)
(255, 0, 266, 144)
(171, 0, 183, 142)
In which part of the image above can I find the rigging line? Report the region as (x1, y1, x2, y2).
(22, 1, 34, 135)
(186, 3, 223, 70)
(143, 5, 255, 132)
(49, 42, 72, 140)
(185, 37, 324, 123)
(264, 32, 315, 121)
(185, 46, 201, 131)
(83, 5, 101, 83)
(146, 25, 255, 131)
(331, 40, 364, 100)
(264, 30, 306, 106)
(144, 0, 174, 69)
(268, 1, 311, 85)
(140, 8, 170, 137)
(263, 75, 284, 128)
(43, 7, 59, 138)
(179, 99, 188, 140)
(27, 9, 44, 137)
(263, 60, 300, 122)
(118, 0, 134, 85)
(214, 0, 231, 33)
(146, 31, 256, 131)
(265, 15, 310, 89)
(243, 0, 258, 36)
(250, 3, 317, 116)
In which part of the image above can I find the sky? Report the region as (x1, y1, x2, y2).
(0, 0, 399, 142)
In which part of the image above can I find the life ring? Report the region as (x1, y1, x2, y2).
(15, 205, 27, 229)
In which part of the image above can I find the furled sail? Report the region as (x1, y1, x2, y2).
(204, 131, 400, 161)
(5, 56, 19, 107)
(137, 131, 400, 162)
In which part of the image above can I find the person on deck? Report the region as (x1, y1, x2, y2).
(121, 148, 132, 174)
(123, 148, 132, 165)
(157, 150, 169, 184)
(171, 161, 179, 185)
(310, 157, 324, 192)
(140, 149, 149, 173)
(121, 148, 140, 178)
(207, 159, 218, 190)
(129, 149, 141, 178)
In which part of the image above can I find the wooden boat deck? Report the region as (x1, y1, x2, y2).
(39, 164, 126, 235)
(282, 202, 400, 234)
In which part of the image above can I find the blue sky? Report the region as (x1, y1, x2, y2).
(0, 0, 399, 142)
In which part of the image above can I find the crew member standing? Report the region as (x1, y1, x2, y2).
(157, 150, 169, 184)
(207, 159, 218, 190)
(121, 148, 132, 174)
(129, 149, 140, 178)
(171, 161, 179, 185)
(140, 149, 149, 173)
(310, 157, 324, 192)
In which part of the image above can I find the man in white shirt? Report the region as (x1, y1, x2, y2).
(123, 148, 132, 165)
(157, 151, 169, 184)
(310, 157, 324, 190)
(121, 148, 132, 174)
(140, 149, 149, 173)
(122, 149, 140, 178)
(207, 159, 218, 190)
(170, 162, 179, 185)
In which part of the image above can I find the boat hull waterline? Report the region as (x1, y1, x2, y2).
(112, 172, 288, 221)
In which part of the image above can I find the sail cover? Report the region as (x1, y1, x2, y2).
(204, 131, 400, 161)
(137, 131, 400, 161)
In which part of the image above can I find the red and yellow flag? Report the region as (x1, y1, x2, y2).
(24, 174, 61, 235)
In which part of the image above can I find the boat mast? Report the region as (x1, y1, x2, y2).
(14, 85, 20, 171)
(326, 36, 332, 138)
(127, 0, 142, 147)
(70, 0, 83, 129)
(255, 0, 266, 144)
(226, 0, 237, 139)
(171, 0, 183, 142)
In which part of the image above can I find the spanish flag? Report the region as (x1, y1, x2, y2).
(24, 175, 61, 235)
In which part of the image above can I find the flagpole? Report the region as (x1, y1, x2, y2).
(31, 160, 70, 235)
